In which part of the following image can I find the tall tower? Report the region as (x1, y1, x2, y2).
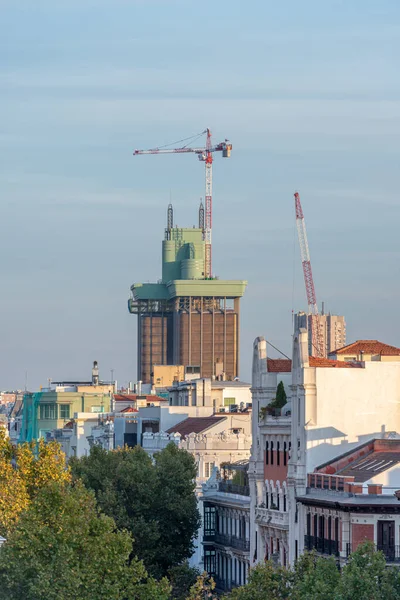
(296, 311, 346, 358)
(128, 205, 247, 383)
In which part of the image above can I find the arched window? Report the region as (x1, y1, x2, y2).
(277, 441, 280, 465)
(265, 441, 269, 465)
(276, 492, 280, 511)
(283, 441, 287, 466)
(283, 493, 287, 512)
(270, 441, 274, 465)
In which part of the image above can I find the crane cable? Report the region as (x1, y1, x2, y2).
(155, 130, 207, 150)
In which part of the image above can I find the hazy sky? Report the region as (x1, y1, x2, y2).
(1, 0, 399, 390)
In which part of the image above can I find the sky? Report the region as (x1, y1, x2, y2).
(1, 0, 400, 390)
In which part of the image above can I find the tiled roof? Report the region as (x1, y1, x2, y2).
(316, 439, 400, 483)
(329, 340, 400, 357)
(309, 356, 362, 368)
(166, 416, 226, 438)
(120, 407, 138, 413)
(267, 358, 292, 373)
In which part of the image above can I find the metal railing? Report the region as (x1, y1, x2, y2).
(304, 535, 339, 556)
(214, 532, 250, 552)
(219, 481, 250, 496)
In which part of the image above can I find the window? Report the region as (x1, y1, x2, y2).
(270, 441, 274, 465)
(283, 442, 287, 466)
(39, 404, 57, 420)
(224, 397, 236, 406)
(204, 505, 216, 537)
(205, 462, 215, 478)
(265, 441, 269, 465)
(277, 441, 280, 465)
(59, 405, 70, 419)
(204, 549, 216, 575)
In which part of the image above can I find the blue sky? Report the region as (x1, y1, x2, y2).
(1, 0, 399, 389)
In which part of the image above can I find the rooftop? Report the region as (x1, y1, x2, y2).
(267, 358, 292, 373)
(298, 490, 400, 509)
(114, 394, 168, 403)
(329, 340, 400, 357)
(315, 438, 400, 483)
(308, 356, 362, 368)
(211, 380, 251, 388)
(166, 416, 226, 438)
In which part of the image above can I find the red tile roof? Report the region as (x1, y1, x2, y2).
(267, 358, 292, 373)
(166, 416, 226, 438)
(120, 407, 138, 413)
(329, 340, 400, 357)
(309, 356, 362, 368)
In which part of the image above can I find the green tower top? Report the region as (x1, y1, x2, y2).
(129, 202, 247, 307)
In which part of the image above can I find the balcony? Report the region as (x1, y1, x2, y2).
(305, 535, 339, 556)
(214, 532, 250, 552)
(255, 507, 289, 529)
(346, 543, 400, 562)
(219, 481, 250, 496)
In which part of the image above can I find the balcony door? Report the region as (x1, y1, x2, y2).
(377, 520, 395, 560)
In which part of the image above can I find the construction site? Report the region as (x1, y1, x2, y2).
(128, 129, 346, 385)
(128, 130, 247, 384)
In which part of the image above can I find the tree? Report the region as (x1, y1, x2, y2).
(276, 381, 287, 408)
(337, 541, 400, 600)
(0, 430, 70, 535)
(291, 551, 339, 600)
(70, 443, 201, 578)
(186, 572, 218, 600)
(225, 561, 291, 599)
(224, 544, 400, 600)
(168, 563, 200, 600)
(0, 481, 171, 600)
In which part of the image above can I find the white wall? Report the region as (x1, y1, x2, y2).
(305, 362, 400, 471)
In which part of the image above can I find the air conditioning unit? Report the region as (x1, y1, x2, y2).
(229, 404, 238, 413)
(219, 407, 227, 413)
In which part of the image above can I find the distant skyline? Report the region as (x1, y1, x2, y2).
(1, 0, 400, 389)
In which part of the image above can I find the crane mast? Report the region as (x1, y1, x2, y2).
(133, 129, 231, 278)
(294, 192, 324, 357)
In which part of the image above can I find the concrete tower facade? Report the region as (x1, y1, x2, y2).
(128, 204, 247, 383)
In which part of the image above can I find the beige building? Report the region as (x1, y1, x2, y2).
(152, 364, 186, 388)
(329, 340, 400, 362)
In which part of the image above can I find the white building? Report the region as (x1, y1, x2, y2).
(201, 464, 251, 593)
(143, 411, 252, 571)
(249, 325, 400, 567)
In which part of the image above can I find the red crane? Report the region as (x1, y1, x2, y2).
(133, 129, 232, 278)
(294, 192, 324, 357)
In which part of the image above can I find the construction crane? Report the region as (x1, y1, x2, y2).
(133, 129, 232, 278)
(294, 192, 324, 357)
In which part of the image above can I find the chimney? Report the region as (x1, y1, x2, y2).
(348, 483, 363, 494)
(92, 361, 99, 386)
(368, 484, 382, 495)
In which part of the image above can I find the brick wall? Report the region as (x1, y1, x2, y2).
(352, 523, 374, 552)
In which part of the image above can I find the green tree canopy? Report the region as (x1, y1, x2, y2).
(223, 544, 400, 600)
(0, 430, 70, 536)
(0, 481, 170, 600)
(275, 381, 287, 408)
(70, 443, 201, 578)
